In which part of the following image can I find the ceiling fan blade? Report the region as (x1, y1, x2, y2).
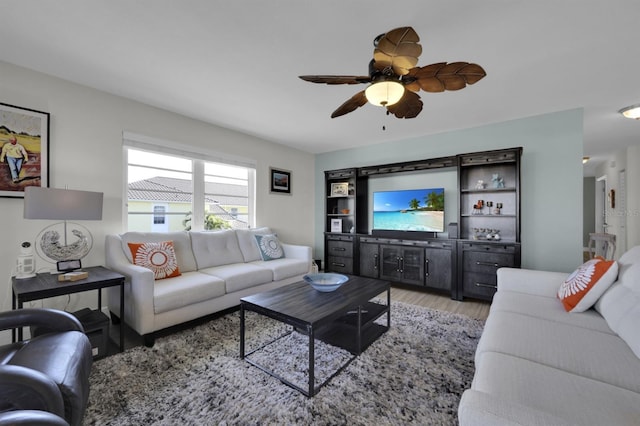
(299, 75, 371, 85)
(372, 27, 422, 76)
(386, 90, 423, 119)
(331, 90, 368, 118)
(457, 63, 486, 84)
(404, 62, 486, 92)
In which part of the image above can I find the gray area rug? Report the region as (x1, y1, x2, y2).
(84, 301, 483, 425)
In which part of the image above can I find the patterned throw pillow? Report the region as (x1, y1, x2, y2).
(254, 234, 285, 261)
(127, 241, 181, 280)
(557, 257, 618, 312)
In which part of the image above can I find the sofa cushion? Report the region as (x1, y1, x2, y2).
(617, 303, 640, 359)
(596, 283, 636, 331)
(597, 288, 640, 360)
(120, 231, 197, 273)
(471, 351, 640, 426)
(459, 390, 577, 426)
(596, 261, 640, 326)
(617, 244, 640, 266)
(557, 257, 618, 312)
(153, 271, 226, 314)
(127, 241, 181, 280)
(596, 258, 640, 358)
(190, 230, 244, 269)
(490, 290, 615, 334)
(475, 310, 640, 392)
(250, 258, 309, 281)
(236, 227, 272, 262)
(254, 234, 285, 261)
(199, 263, 273, 293)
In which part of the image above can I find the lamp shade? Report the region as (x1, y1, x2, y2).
(24, 187, 103, 220)
(365, 81, 405, 107)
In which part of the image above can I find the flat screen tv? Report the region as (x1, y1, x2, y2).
(373, 188, 445, 233)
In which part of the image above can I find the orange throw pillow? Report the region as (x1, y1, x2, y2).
(127, 241, 181, 280)
(557, 257, 618, 312)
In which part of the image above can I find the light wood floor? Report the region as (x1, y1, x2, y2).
(388, 286, 490, 321)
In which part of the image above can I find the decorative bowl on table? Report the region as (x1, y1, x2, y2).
(303, 273, 349, 292)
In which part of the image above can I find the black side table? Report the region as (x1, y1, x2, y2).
(12, 265, 125, 353)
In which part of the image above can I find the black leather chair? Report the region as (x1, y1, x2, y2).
(0, 410, 69, 425)
(0, 309, 92, 426)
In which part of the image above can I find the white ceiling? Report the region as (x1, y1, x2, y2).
(2, 1, 639, 176)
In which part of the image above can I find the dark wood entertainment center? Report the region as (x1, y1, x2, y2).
(324, 147, 522, 301)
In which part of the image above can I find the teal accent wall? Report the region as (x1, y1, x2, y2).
(315, 109, 584, 273)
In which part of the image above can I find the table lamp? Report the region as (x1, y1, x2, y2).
(23, 186, 103, 270)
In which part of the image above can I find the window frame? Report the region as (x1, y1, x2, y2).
(123, 132, 256, 232)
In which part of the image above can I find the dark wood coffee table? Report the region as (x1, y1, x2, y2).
(240, 275, 390, 397)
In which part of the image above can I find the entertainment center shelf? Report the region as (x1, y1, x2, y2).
(460, 214, 516, 217)
(460, 187, 517, 193)
(324, 147, 522, 302)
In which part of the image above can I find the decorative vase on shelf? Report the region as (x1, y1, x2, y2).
(492, 174, 505, 188)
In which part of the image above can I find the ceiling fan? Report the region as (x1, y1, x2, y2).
(299, 26, 486, 119)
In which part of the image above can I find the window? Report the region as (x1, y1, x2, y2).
(153, 205, 166, 224)
(124, 135, 255, 232)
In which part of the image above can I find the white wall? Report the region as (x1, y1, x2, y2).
(0, 61, 315, 342)
(596, 144, 640, 253)
(628, 145, 640, 249)
(316, 109, 585, 273)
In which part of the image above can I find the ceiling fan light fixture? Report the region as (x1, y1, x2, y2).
(619, 104, 640, 120)
(365, 80, 405, 107)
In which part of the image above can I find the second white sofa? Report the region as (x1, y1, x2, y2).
(105, 228, 311, 346)
(458, 246, 640, 425)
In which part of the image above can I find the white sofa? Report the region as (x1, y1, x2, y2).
(459, 246, 640, 425)
(105, 228, 311, 346)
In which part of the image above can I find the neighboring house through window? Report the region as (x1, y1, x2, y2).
(124, 133, 256, 232)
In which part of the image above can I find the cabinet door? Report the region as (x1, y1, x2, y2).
(399, 247, 424, 285)
(359, 243, 379, 278)
(380, 246, 402, 281)
(424, 247, 452, 291)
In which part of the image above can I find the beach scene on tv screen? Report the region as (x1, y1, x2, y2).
(373, 188, 445, 232)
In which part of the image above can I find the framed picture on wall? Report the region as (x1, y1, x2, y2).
(0, 102, 49, 198)
(270, 167, 291, 194)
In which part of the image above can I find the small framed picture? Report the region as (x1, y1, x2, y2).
(330, 182, 349, 197)
(270, 167, 291, 194)
(330, 218, 343, 233)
